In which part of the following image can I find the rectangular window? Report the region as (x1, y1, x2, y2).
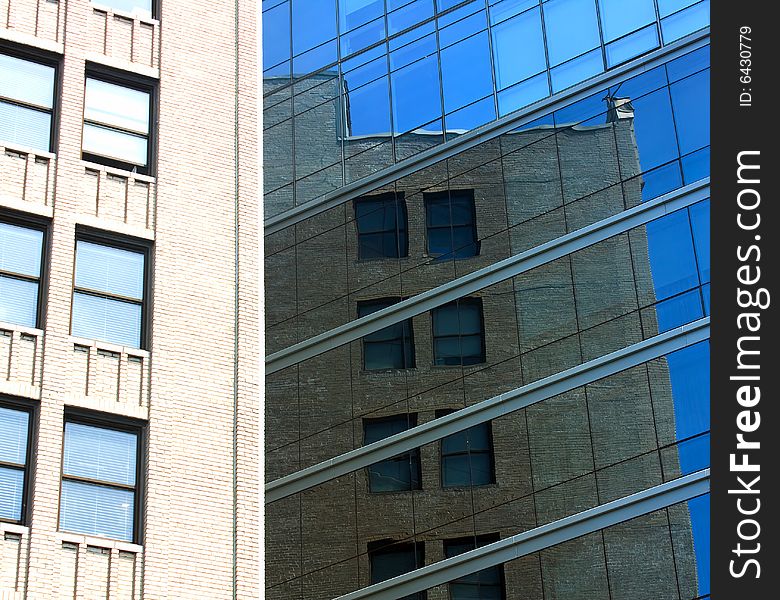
(354, 193, 408, 259)
(363, 415, 421, 492)
(358, 298, 415, 370)
(424, 190, 479, 259)
(432, 298, 485, 366)
(437, 410, 495, 487)
(0, 217, 46, 328)
(82, 72, 153, 174)
(369, 541, 426, 600)
(444, 535, 505, 600)
(0, 49, 56, 152)
(71, 235, 148, 349)
(59, 416, 141, 543)
(0, 402, 32, 523)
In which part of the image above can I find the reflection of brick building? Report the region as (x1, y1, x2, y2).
(265, 76, 698, 599)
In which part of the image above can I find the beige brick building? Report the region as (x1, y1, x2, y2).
(1, 0, 259, 598)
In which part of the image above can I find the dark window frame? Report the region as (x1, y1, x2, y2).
(354, 192, 409, 260)
(82, 63, 157, 176)
(0, 208, 51, 330)
(423, 189, 480, 260)
(443, 534, 506, 600)
(0, 41, 60, 154)
(431, 298, 486, 366)
(363, 413, 422, 493)
(357, 297, 416, 370)
(436, 409, 496, 488)
(0, 397, 35, 525)
(368, 539, 427, 600)
(71, 226, 152, 350)
(59, 408, 146, 545)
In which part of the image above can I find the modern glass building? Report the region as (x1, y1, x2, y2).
(263, 1, 710, 599)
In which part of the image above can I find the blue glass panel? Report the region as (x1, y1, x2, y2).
(391, 54, 441, 134)
(0, 467, 24, 521)
(550, 48, 603, 93)
(605, 24, 659, 67)
(666, 45, 709, 83)
(641, 162, 683, 201)
(646, 209, 699, 300)
(670, 69, 709, 155)
(390, 33, 437, 71)
(610, 65, 668, 102)
(389, 20, 436, 51)
(543, 0, 600, 66)
(446, 96, 496, 132)
(0, 407, 28, 465)
(689, 200, 710, 283)
(76, 242, 145, 300)
(71, 293, 142, 348)
(489, 0, 539, 26)
(0, 222, 43, 277)
(702, 283, 710, 314)
(657, 0, 698, 17)
(388, 0, 434, 35)
(291, 0, 336, 55)
(60, 480, 135, 541)
(0, 102, 51, 152)
(0, 276, 38, 328)
(339, 0, 384, 32)
(438, 0, 484, 29)
(598, 0, 655, 42)
(497, 72, 549, 116)
(491, 7, 545, 90)
(292, 40, 337, 75)
(340, 16, 385, 57)
(441, 32, 493, 114)
(654, 288, 703, 333)
(682, 147, 709, 183)
(688, 493, 711, 596)
(661, 0, 709, 43)
(63, 423, 137, 486)
(630, 87, 678, 172)
(438, 9, 486, 48)
(668, 341, 710, 442)
(0, 53, 55, 108)
(346, 75, 391, 136)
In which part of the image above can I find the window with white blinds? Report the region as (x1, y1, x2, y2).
(0, 51, 56, 152)
(0, 219, 45, 328)
(71, 237, 147, 348)
(0, 404, 31, 523)
(59, 420, 140, 542)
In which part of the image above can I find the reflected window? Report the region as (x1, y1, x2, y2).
(0, 50, 56, 152)
(424, 190, 479, 259)
(0, 219, 45, 329)
(364, 415, 421, 492)
(0, 403, 32, 523)
(543, 0, 600, 66)
(432, 299, 485, 366)
(71, 236, 147, 349)
(82, 74, 152, 173)
(59, 417, 141, 542)
(358, 299, 415, 370)
(354, 193, 408, 259)
(369, 541, 425, 600)
(437, 410, 495, 487)
(444, 535, 505, 600)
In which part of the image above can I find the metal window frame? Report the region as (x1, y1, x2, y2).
(0, 397, 35, 525)
(0, 41, 60, 154)
(354, 192, 410, 259)
(431, 297, 486, 366)
(436, 409, 496, 489)
(423, 189, 480, 260)
(82, 63, 157, 176)
(71, 226, 153, 350)
(59, 408, 147, 545)
(0, 208, 51, 330)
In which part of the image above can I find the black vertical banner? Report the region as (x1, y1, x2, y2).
(711, 1, 777, 597)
